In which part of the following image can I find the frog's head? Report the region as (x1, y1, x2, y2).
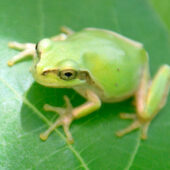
(31, 38, 89, 88)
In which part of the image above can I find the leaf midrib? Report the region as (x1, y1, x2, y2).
(0, 76, 89, 170)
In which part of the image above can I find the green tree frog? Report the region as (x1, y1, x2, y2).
(8, 27, 170, 143)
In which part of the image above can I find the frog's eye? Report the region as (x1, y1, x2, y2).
(36, 39, 52, 58)
(38, 39, 52, 50)
(59, 69, 77, 80)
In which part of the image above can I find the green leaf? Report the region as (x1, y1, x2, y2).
(149, 0, 170, 32)
(0, 0, 169, 169)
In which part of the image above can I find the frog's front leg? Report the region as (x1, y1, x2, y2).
(50, 26, 74, 41)
(40, 89, 101, 143)
(60, 26, 74, 35)
(8, 42, 36, 66)
(116, 64, 170, 139)
(7, 26, 74, 65)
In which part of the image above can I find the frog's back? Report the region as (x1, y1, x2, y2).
(66, 28, 143, 53)
(67, 28, 148, 101)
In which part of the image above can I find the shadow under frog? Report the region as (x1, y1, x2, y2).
(20, 82, 134, 140)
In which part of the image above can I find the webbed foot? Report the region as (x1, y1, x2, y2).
(7, 42, 35, 66)
(40, 96, 74, 144)
(116, 113, 150, 139)
(117, 65, 170, 139)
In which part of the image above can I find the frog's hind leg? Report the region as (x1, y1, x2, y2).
(8, 42, 35, 66)
(116, 65, 170, 139)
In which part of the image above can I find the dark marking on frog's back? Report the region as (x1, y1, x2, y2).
(117, 68, 120, 72)
(114, 83, 118, 87)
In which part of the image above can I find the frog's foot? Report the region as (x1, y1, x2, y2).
(50, 33, 68, 41)
(116, 113, 150, 140)
(60, 26, 74, 35)
(117, 65, 170, 139)
(8, 42, 35, 66)
(50, 26, 74, 41)
(40, 96, 74, 144)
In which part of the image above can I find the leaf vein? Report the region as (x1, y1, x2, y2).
(124, 132, 141, 170)
(35, 146, 68, 167)
(0, 76, 89, 170)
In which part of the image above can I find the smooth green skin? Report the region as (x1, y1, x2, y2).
(33, 28, 147, 101)
(8, 27, 170, 141)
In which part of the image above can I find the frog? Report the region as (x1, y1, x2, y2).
(8, 26, 170, 143)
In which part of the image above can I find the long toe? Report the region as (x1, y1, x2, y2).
(116, 120, 141, 137)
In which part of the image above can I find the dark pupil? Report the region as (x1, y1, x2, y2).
(64, 72, 73, 77)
